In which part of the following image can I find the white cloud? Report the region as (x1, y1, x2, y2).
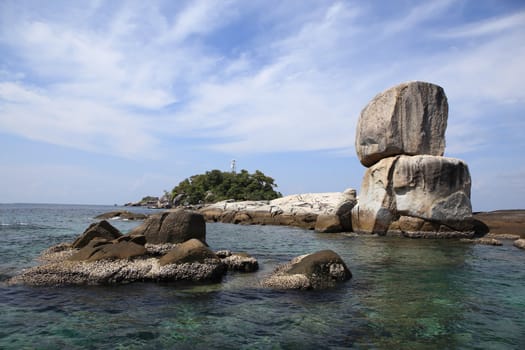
(383, 0, 455, 34)
(0, 81, 158, 158)
(439, 10, 525, 38)
(157, 0, 236, 44)
(0, 0, 524, 162)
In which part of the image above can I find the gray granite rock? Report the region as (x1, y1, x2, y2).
(356, 81, 448, 167)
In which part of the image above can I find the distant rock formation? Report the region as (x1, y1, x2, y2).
(200, 190, 357, 232)
(352, 81, 474, 237)
(95, 211, 148, 221)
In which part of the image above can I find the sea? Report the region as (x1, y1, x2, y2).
(0, 203, 524, 349)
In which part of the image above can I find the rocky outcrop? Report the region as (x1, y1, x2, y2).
(8, 221, 259, 286)
(356, 81, 448, 167)
(8, 255, 227, 286)
(216, 250, 259, 272)
(473, 210, 525, 238)
(352, 155, 473, 237)
(159, 239, 217, 266)
(71, 220, 123, 249)
(129, 210, 206, 244)
(514, 239, 525, 250)
(200, 190, 357, 232)
(352, 81, 473, 237)
(261, 250, 351, 290)
(69, 238, 147, 262)
(95, 211, 148, 220)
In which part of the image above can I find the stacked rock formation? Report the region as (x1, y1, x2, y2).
(351, 81, 474, 237)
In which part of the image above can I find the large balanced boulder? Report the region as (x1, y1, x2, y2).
(130, 210, 205, 244)
(356, 81, 448, 167)
(262, 250, 351, 290)
(71, 220, 122, 249)
(353, 81, 473, 237)
(352, 155, 473, 237)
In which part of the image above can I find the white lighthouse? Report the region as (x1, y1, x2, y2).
(231, 159, 237, 174)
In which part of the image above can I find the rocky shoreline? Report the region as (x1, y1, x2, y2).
(8, 210, 351, 289)
(199, 190, 357, 233)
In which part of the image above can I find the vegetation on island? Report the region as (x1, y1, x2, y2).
(171, 169, 282, 205)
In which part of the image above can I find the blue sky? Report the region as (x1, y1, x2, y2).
(0, 0, 524, 210)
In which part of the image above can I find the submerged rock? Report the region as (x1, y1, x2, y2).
(460, 238, 503, 246)
(261, 250, 351, 290)
(514, 239, 525, 250)
(130, 210, 206, 244)
(216, 250, 259, 272)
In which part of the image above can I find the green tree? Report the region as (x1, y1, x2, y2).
(171, 169, 282, 205)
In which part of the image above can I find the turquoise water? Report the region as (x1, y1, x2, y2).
(1, 204, 524, 349)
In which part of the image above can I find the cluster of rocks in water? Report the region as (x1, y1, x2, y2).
(9, 81, 524, 289)
(8, 210, 351, 289)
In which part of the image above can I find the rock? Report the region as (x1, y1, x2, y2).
(115, 234, 147, 246)
(514, 239, 525, 250)
(159, 239, 217, 266)
(95, 211, 148, 220)
(352, 155, 473, 237)
(314, 214, 343, 233)
(472, 210, 525, 238)
(71, 220, 123, 249)
(8, 256, 227, 286)
(215, 250, 233, 258)
(351, 157, 398, 234)
(130, 210, 206, 244)
(356, 81, 448, 167)
(220, 252, 259, 272)
(460, 238, 503, 246)
(144, 243, 179, 256)
(69, 239, 147, 262)
(200, 191, 356, 232)
(261, 250, 351, 290)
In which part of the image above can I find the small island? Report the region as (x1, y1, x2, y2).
(125, 169, 282, 209)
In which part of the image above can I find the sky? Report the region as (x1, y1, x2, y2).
(0, 0, 524, 210)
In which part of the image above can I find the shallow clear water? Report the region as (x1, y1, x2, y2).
(1, 204, 524, 349)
